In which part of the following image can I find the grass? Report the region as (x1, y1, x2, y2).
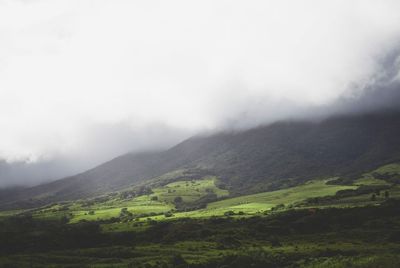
(373, 163, 400, 175)
(136, 179, 357, 222)
(68, 177, 226, 223)
(300, 254, 400, 268)
(329, 185, 400, 206)
(207, 180, 356, 210)
(150, 176, 229, 203)
(0, 209, 25, 217)
(354, 176, 390, 186)
(70, 200, 173, 223)
(31, 178, 371, 224)
(13, 162, 400, 226)
(2, 237, 399, 267)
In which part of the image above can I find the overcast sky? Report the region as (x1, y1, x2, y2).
(1, 0, 400, 186)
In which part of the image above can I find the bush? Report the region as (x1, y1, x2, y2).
(271, 204, 285, 211)
(224, 210, 235, 216)
(164, 211, 174, 217)
(174, 196, 183, 204)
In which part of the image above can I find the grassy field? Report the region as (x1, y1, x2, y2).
(0, 209, 25, 219)
(354, 176, 390, 186)
(30, 177, 359, 225)
(12, 162, 400, 226)
(35, 175, 394, 225)
(16, 162, 398, 225)
(65, 177, 227, 223)
(151, 177, 228, 203)
(126, 179, 357, 222)
(373, 163, 400, 175)
(208, 180, 356, 209)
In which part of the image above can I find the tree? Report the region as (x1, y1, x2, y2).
(371, 194, 377, 201)
(205, 188, 214, 193)
(171, 254, 187, 267)
(174, 196, 183, 204)
(224, 210, 235, 216)
(270, 236, 282, 247)
(164, 211, 173, 217)
(120, 207, 132, 218)
(272, 204, 285, 211)
(385, 191, 390, 199)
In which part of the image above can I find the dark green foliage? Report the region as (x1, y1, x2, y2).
(120, 208, 133, 218)
(305, 184, 392, 205)
(173, 196, 183, 204)
(174, 192, 219, 211)
(269, 236, 282, 247)
(171, 254, 187, 267)
(271, 204, 285, 211)
(2, 200, 400, 266)
(373, 172, 400, 184)
(223, 210, 235, 216)
(164, 211, 173, 217)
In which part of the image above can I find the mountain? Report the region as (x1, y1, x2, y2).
(1, 110, 400, 209)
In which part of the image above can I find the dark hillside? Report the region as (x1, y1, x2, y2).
(1, 110, 400, 208)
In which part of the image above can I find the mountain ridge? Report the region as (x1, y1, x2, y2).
(1, 110, 400, 209)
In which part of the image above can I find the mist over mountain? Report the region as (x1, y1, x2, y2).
(1, 103, 399, 209)
(1, 66, 399, 189)
(1, 0, 400, 189)
(0, 123, 190, 188)
(2, 60, 399, 203)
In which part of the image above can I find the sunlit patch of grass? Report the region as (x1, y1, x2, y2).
(0, 209, 27, 220)
(354, 176, 390, 186)
(68, 177, 227, 223)
(151, 176, 228, 203)
(129, 180, 357, 223)
(70, 202, 173, 223)
(207, 180, 356, 210)
(373, 163, 400, 175)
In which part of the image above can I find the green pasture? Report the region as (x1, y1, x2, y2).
(207, 180, 356, 210)
(134, 180, 357, 222)
(150, 176, 228, 203)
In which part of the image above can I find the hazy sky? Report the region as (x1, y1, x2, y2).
(1, 0, 400, 176)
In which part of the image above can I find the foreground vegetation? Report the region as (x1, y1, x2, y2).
(1, 200, 400, 267)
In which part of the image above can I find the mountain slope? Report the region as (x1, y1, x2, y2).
(1, 110, 400, 209)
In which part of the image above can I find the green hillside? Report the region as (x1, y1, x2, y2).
(3, 161, 398, 227)
(28, 163, 400, 225)
(2, 111, 400, 210)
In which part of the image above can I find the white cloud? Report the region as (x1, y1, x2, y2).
(1, 0, 400, 162)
